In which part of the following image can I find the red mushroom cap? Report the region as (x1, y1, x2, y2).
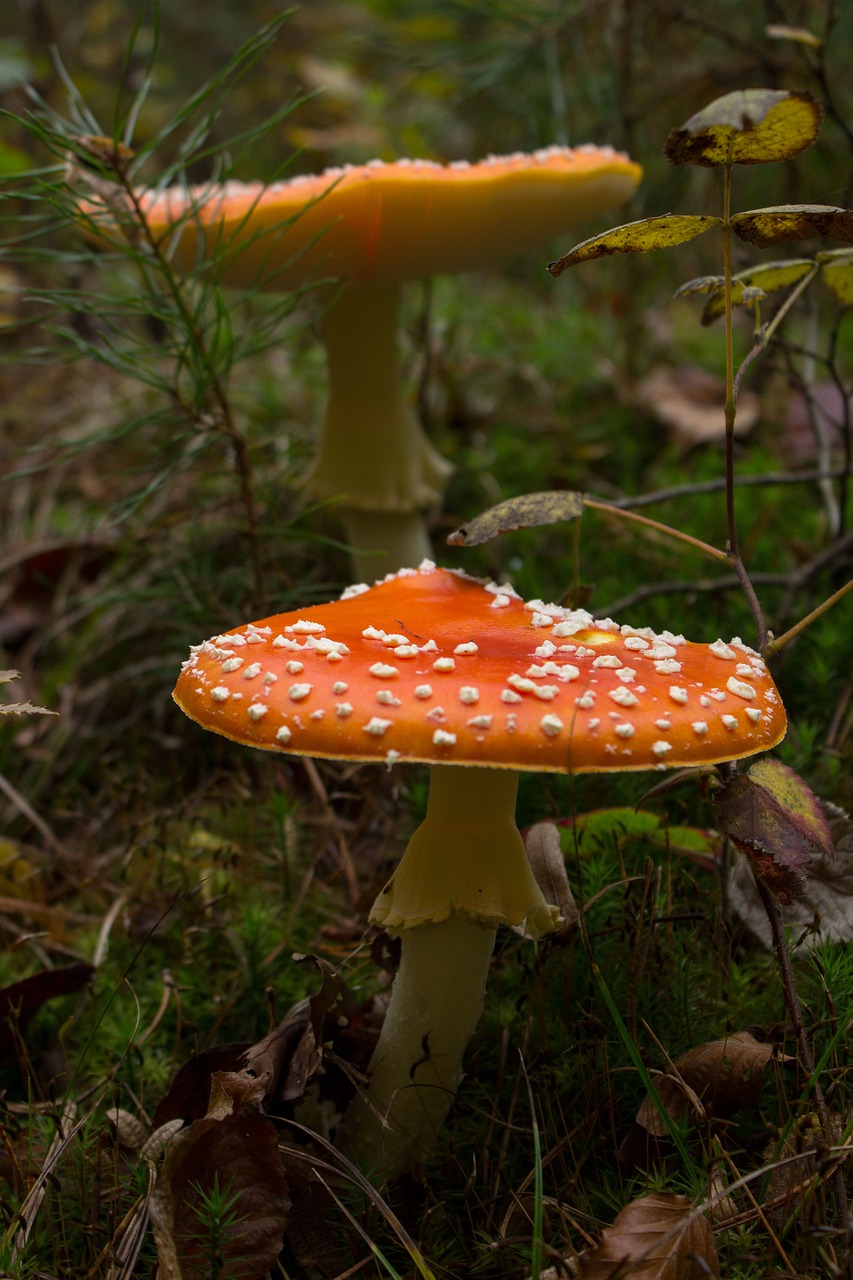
(173, 564, 786, 772)
(94, 146, 641, 290)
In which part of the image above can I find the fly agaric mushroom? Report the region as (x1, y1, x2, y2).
(90, 147, 640, 576)
(173, 563, 786, 1180)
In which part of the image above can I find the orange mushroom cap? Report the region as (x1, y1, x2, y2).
(123, 146, 641, 289)
(173, 563, 786, 772)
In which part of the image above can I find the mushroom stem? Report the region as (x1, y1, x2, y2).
(306, 282, 452, 573)
(337, 508, 434, 582)
(337, 765, 556, 1181)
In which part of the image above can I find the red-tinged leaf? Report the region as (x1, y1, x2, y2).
(732, 205, 853, 248)
(714, 761, 832, 903)
(0, 963, 94, 1064)
(578, 1192, 718, 1279)
(548, 216, 720, 276)
(664, 89, 822, 166)
(635, 1030, 792, 1136)
(149, 1071, 289, 1280)
(729, 805, 853, 948)
(447, 490, 584, 546)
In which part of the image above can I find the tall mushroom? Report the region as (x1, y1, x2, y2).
(90, 147, 641, 575)
(173, 563, 787, 1181)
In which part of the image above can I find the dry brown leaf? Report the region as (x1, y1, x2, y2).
(728, 808, 853, 948)
(633, 367, 758, 446)
(517, 822, 578, 938)
(578, 1192, 718, 1279)
(149, 1071, 289, 1280)
(636, 1031, 790, 1136)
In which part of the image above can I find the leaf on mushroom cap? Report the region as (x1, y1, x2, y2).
(173, 564, 786, 773)
(89, 147, 641, 289)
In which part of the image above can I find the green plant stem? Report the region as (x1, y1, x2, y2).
(582, 497, 728, 564)
(122, 178, 267, 607)
(750, 871, 849, 1246)
(721, 161, 768, 650)
(763, 576, 853, 658)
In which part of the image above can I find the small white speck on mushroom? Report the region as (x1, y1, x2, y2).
(454, 642, 478, 655)
(507, 674, 536, 693)
(616, 667, 637, 682)
(285, 660, 304, 675)
(505, 714, 518, 733)
(243, 662, 262, 680)
(272, 636, 302, 651)
(575, 646, 596, 658)
(655, 718, 671, 730)
(332, 681, 348, 695)
(709, 640, 736, 660)
(414, 685, 433, 699)
(534, 640, 557, 658)
(263, 672, 278, 685)
(722, 714, 738, 729)
(501, 689, 523, 704)
(310, 709, 325, 720)
(727, 677, 756, 700)
(692, 721, 709, 735)
(614, 723, 635, 739)
(395, 645, 419, 658)
(699, 695, 711, 707)
(276, 725, 292, 743)
(490, 594, 511, 608)
(364, 717, 393, 736)
(459, 687, 479, 705)
(245, 633, 264, 645)
(609, 686, 639, 708)
(221, 657, 243, 673)
(432, 729, 457, 747)
(231, 692, 243, 700)
(227, 634, 247, 647)
(654, 659, 682, 675)
(370, 662, 399, 679)
(336, 702, 353, 718)
(540, 713, 563, 738)
(709, 690, 726, 701)
(735, 663, 756, 676)
(288, 683, 312, 702)
(211, 686, 229, 702)
(745, 707, 763, 723)
(426, 706, 447, 724)
(530, 612, 555, 628)
(433, 657, 456, 672)
(287, 620, 325, 634)
(467, 714, 493, 729)
(624, 636, 650, 651)
(575, 693, 595, 709)
(306, 636, 350, 656)
(381, 633, 409, 647)
(646, 643, 678, 660)
(588, 718, 601, 729)
(669, 686, 689, 705)
(593, 655, 621, 669)
(533, 685, 559, 701)
(385, 749, 402, 766)
(652, 740, 672, 757)
(248, 703, 268, 721)
(376, 691, 401, 706)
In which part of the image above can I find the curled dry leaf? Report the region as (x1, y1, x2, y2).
(714, 759, 833, 903)
(578, 1192, 718, 1280)
(548, 215, 719, 275)
(732, 204, 853, 248)
(516, 822, 578, 938)
(632, 366, 758, 446)
(635, 1030, 792, 1137)
(663, 89, 822, 167)
(728, 806, 853, 948)
(447, 490, 584, 547)
(149, 1071, 290, 1280)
